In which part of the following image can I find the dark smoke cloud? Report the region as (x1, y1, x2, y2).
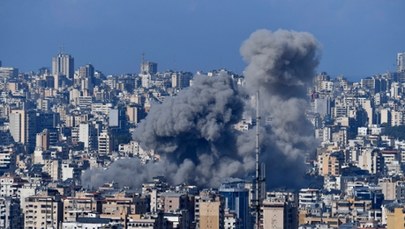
(82, 74, 253, 189)
(82, 29, 320, 190)
(81, 158, 195, 189)
(241, 29, 319, 99)
(135, 74, 244, 158)
(240, 29, 320, 188)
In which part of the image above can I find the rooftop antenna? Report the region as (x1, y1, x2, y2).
(141, 52, 146, 74)
(254, 90, 264, 229)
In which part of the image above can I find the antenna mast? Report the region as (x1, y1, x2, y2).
(255, 90, 262, 229)
(141, 52, 145, 64)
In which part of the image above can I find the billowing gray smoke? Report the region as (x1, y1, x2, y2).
(82, 29, 320, 190)
(132, 74, 250, 187)
(81, 157, 195, 189)
(83, 74, 252, 189)
(240, 29, 320, 188)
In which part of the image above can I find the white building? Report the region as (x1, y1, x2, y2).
(98, 131, 112, 155)
(298, 189, 321, 210)
(0, 147, 15, 174)
(79, 123, 97, 150)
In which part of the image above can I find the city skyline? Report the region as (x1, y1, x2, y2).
(2, 2, 405, 225)
(1, 0, 405, 80)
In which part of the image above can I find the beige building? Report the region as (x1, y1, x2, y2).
(101, 192, 149, 224)
(361, 99, 374, 126)
(158, 192, 190, 213)
(262, 192, 298, 229)
(378, 177, 399, 201)
(35, 130, 49, 151)
(9, 109, 37, 152)
(199, 197, 224, 229)
(358, 149, 384, 174)
(24, 192, 63, 229)
(194, 190, 225, 229)
(6, 81, 18, 93)
(391, 110, 403, 126)
(63, 192, 102, 222)
(386, 206, 405, 229)
(126, 105, 144, 124)
(318, 150, 344, 177)
(127, 213, 166, 229)
(299, 210, 346, 229)
(43, 159, 61, 181)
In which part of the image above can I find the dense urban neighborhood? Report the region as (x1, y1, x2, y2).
(0, 51, 405, 229)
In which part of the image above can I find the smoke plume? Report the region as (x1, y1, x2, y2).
(83, 74, 253, 189)
(82, 29, 320, 190)
(240, 29, 320, 188)
(81, 158, 195, 189)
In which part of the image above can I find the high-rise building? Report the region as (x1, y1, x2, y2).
(219, 180, 250, 229)
(397, 52, 405, 72)
(9, 109, 37, 153)
(78, 64, 95, 79)
(35, 130, 48, 151)
(98, 130, 112, 155)
(358, 149, 384, 174)
(52, 52, 74, 88)
(126, 105, 145, 124)
(79, 123, 98, 151)
(109, 108, 127, 128)
(361, 99, 374, 126)
(78, 64, 95, 94)
(140, 61, 158, 75)
(171, 72, 193, 90)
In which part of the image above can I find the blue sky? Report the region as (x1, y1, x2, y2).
(0, 0, 404, 80)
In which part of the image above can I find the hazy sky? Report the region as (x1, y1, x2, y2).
(0, 0, 404, 80)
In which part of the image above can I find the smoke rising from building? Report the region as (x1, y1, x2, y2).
(82, 29, 320, 190)
(240, 29, 320, 188)
(81, 157, 195, 189)
(83, 74, 252, 189)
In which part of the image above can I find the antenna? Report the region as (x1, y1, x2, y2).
(141, 52, 146, 74)
(141, 52, 145, 64)
(254, 90, 263, 229)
